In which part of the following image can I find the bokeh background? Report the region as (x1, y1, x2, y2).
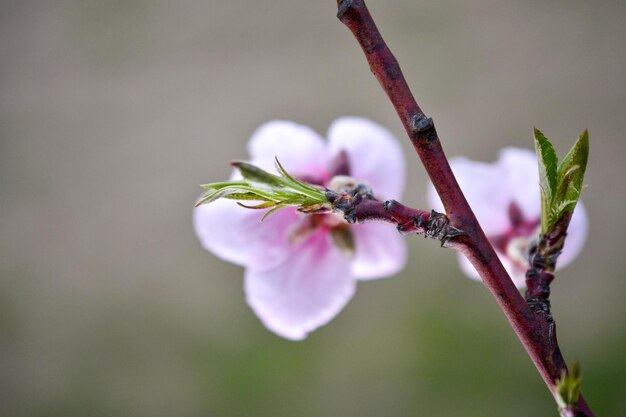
(1, 1, 625, 416)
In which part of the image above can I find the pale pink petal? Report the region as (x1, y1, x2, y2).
(457, 253, 482, 281)
(244, 230, 355, 340)
(247, 120, 330, 178)
(457, 251, 527, 288)
(426, 182, 445, 213)
(427, 157, 512, 236)
(504, 260, 528, 288)
(558, 202, 588, 269)
(193, 199, 299, 272)
(498, 148, 541, 221)
(431, 147, 586, 289)
(327, 117, 405, 200)
(350, 223, 407, 280)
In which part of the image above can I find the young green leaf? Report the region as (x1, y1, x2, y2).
(237, 201, 278, 210)
(533, 128, 589, 234)
(534, 128, 559, 233)
(195, 185, 271, 207)
(195, 159, 329, 218)
(261, 204, 287, 221)
(555, 361, 582, 411)
(274, 157, 325, 199)
(231, 161, 286, 189)
(554, 130, 589, 221)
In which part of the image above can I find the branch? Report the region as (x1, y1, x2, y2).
(335, 0, 593, 414)
(525, 214, 573, 323)
(326, 186, 464, 244)
(525, 215, 584, 417)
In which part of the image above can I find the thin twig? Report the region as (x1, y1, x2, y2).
(334, 0, 593, 414)
(326, 187, 463, 244)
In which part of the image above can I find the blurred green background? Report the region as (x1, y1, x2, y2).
(1, 1, 625, 416)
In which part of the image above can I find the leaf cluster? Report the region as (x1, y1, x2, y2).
(555, 361, 582, 411)
(534, 129, 589, 234)
(196, 159, 329, 220)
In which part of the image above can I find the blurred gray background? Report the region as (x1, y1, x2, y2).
(1, 1, 625, 416)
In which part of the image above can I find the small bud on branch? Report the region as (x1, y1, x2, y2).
(196, 158, 329, 220)
(556, 361, 583, 417)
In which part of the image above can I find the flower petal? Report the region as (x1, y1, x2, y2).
(247, 120, 329, 178)
(350, 223, 407, 280)
(507, 269, 528, 288)
(497, 148, 541, 221)
(456, 251, 527, 288)
(427, 157, 513, 235)
(193, 199, 299, 271)
(327, 117, 405, 200)
(429, 147, 586, 289)
(244, 230, 355, 340)
(558, 202, 588, 269)
(456, 253, 482, 281)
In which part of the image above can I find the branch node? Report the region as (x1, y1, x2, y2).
(410, 114, 437, 143)
(336, 0, 357, 20)
(423, 210, 467, 246)
(395, 221, 413, 236)
(527, 296, 556, 348)
(343, 208, 357, 224)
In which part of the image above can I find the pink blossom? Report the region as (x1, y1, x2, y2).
(194, 118, 407, 340)
(427, 148, 588, 287)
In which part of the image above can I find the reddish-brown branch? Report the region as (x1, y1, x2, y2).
(326, 187, 463, 243)
(335, 0, 593, 415)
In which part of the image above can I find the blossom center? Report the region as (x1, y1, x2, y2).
(289, 166, 361, 258)
(492, 202, 541, 272)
